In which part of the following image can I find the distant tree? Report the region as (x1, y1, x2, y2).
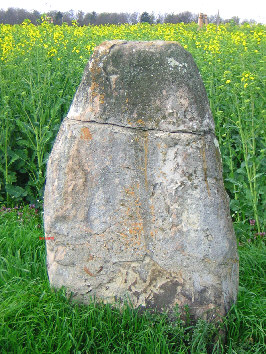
(55, 11, 63, 25)
(164, 11, 196, 24)
(17, 8, 31, 23)
(178, 11, 197, 23)
(224, 16, 240, 25)
(0, 7, 40, 24)
(164, 13, 179, 24)
(208, 15, 216, 23)
(0, 9, 5, 23)
(76, 11, 85, 25)
(4, 8, 17, 24)
(241, 18, 256, 25)
(31, 10, 41, 24)
(62, 10, 75, 25)
(46, 11, 57, 22)
(127, 12, 139, 24)
(156, 14, 165, 24)
(0, 8, 258, 26)
(94, 12, 129, 25)
(83, 11, 97, 25)
(208, 14, 223, 24)
(140, 12, 153, 24)
(231, 16, 240, 25)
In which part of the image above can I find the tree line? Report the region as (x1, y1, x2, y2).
(0, 7, 256, 26)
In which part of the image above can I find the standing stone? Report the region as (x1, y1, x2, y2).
(44, 40, 238, 321)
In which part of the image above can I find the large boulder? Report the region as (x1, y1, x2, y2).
(44, 40, 239, 321)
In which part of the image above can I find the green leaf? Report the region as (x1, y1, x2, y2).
(225, 178, 243, 187)
(230, 199, 240, 212)
(5, 185, 28, 198)
(250, 173, 265, 182)
(17, 139, 35, 149)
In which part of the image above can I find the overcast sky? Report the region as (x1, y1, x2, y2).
(1, 0, 265, 23)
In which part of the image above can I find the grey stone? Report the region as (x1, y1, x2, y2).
(44, 40, 239, 321)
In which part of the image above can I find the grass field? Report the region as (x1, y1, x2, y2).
(0, 20, 265, 352)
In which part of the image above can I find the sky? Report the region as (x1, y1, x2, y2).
(1, 0, 265, 23)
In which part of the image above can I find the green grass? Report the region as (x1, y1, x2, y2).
(0, 207, 265, 353)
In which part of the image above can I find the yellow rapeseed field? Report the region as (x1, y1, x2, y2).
(0, 19, 265, 237)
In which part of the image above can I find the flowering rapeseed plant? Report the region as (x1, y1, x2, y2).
(0, 19, 265, 238)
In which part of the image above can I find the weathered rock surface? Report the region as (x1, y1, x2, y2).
(44, 40, 239, 321)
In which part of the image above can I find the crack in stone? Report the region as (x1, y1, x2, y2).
(68, 117, 215, 137)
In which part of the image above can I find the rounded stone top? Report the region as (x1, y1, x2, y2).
(68, 40, 215, 133)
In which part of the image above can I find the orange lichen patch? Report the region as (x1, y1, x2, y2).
(90, 81, 99, 97)
(120, 218, 144, 248)
(99, 94, 105, 104)
(135, 198, 141, 207)
(124, 184, 140, 196)
(134, 239, 142, 246)
(80, 127, 92, 140)
(84, 266, 95, 276)
(125, 207, 133, 218)
(89, 59, 101, 76)
(129, 222, 143, 234)
(121, 183, 145, 249)
(120, 232, 128, 238)
(125, 186, 135, 196)
(136, 119, 145, 125)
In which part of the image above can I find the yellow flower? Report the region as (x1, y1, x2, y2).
(226, 80, 231, 84)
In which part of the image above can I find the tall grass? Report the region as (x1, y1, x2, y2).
(0, 31, 81, 204)
(0, 207, 265, 353)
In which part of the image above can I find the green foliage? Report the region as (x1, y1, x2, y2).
(0, 22, 265, 235)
